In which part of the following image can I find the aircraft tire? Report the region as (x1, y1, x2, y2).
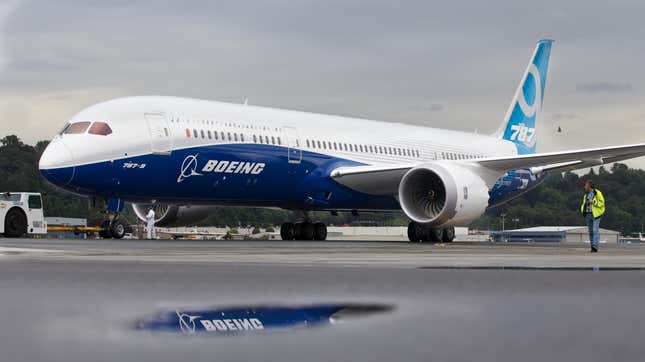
(313, 223, 327, 241)
(300, 222, 315, 240)
(442, 227, 455, 242)
(407, 221, 423, 242)
(110, 219, 128, 239)
(280, 222, 295, 240)
(429, 228, 444, 242)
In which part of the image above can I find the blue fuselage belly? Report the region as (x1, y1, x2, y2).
(52, 144, 401, 210)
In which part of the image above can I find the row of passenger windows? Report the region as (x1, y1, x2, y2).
(186, 128, 283, 146)
(441, 152, 484, 160)
(306, 139, 420, 158)
(184, 126, 483, 161)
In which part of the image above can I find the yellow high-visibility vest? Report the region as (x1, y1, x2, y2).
(580, 189, 605, 218)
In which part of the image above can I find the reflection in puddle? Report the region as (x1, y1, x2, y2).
(136, 304, 393, 335)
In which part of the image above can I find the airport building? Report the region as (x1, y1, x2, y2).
(490, 226, 620, 243)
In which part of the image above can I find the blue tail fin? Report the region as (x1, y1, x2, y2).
(493, 39, 553, 154)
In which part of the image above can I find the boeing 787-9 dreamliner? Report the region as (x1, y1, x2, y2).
(34, 40, 645, 241)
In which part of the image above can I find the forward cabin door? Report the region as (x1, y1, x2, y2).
(283, 126, 302, 164)
(145, 113, 173, 154)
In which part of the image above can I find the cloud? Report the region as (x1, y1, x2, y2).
(0, 0, 20, 76)
(575, 81, 634, 94)
(412, 103, 444, 112)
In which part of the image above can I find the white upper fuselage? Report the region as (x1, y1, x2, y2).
(42, 96, 518, 171)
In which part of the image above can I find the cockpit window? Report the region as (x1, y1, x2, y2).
(88, 122, 113, 136)
(58, 123, 71, 135)
(63, 122, 91, 134)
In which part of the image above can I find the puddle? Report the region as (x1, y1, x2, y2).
(419, 266, 645, 271)
(135, 303, 393, 335)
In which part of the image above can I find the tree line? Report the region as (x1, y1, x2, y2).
(2, 135, 643, 234)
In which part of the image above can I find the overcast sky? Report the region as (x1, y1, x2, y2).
(1, 0, 644, 167)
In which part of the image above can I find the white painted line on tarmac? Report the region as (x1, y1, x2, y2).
(0, 246, 64, 255)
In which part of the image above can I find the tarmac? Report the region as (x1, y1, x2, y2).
(2, 238, 645, 362)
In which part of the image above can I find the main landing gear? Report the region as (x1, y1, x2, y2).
(407, 221, 455, 243)
(280, 222, 328, 241)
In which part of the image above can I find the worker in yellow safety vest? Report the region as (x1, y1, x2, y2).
(580, 180, 605, 252)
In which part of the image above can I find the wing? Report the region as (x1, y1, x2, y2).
(331, 143, 645, 195)
(476, 143, 645, 173)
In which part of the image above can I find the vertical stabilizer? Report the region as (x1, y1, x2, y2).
(492, 39, 553, 154)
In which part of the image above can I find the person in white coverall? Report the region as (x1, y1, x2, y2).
(146, 207, 156, 239)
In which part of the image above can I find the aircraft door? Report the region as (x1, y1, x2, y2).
(283, 126, 302, 164)
(145, 113, 173, 154)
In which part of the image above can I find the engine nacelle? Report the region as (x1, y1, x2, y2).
(132, 203, 216, 227)
(398, 162, 489, 227)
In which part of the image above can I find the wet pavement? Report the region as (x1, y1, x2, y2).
(1, 238, 645, 361)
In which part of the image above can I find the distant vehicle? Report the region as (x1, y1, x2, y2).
(619, 233, 645, 243)
(38, 39, 645, 242)
(0, 192, 47, 238)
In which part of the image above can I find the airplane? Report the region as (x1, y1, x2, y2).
(38, 39, 645, 242)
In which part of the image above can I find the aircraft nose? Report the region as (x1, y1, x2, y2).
(39, 138, 76, 186)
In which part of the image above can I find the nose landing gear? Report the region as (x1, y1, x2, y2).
(407, 221, 455, 243)
(97, 216, 131, 239)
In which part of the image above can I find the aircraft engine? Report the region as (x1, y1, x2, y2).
(398, 162, 490, 227)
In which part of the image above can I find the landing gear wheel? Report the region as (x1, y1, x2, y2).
(300, 222, 315, 240)
(429, 228, 444, 242)
(110, 219, 128, 239)
(280, 222, 295, 240)
(293, 222, 303, 240)
(3, 208, 27, 238)
(407, 221, 423, 242)
(99, 219, 112, 239)
(313, 222, 327, 241)
(442, 227, 455, 243)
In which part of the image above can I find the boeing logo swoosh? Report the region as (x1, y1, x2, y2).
(177, 154, 202, 183)
(176, 310, 201, 334)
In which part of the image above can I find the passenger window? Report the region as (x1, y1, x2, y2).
(200, 130, 205, 138)
(193, 129, 198, 138)
(64, 122, 91, 134)
(254, 135, 257, 143)
(28, 195, 42, 209)
(306, 140, 310, 148)
(208, 130, 212, 139)
(317, 140, 321, 148)
(271, 136, 275, 144)
(185, 129, 190, 138)
(88, 122, 113, 136)
(241, 134, 245, 142)
(228, 133, 232, 141)
(214, 131, 219, 140)
(234, 133, 238, 142)
(277, 137, 281, 145)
